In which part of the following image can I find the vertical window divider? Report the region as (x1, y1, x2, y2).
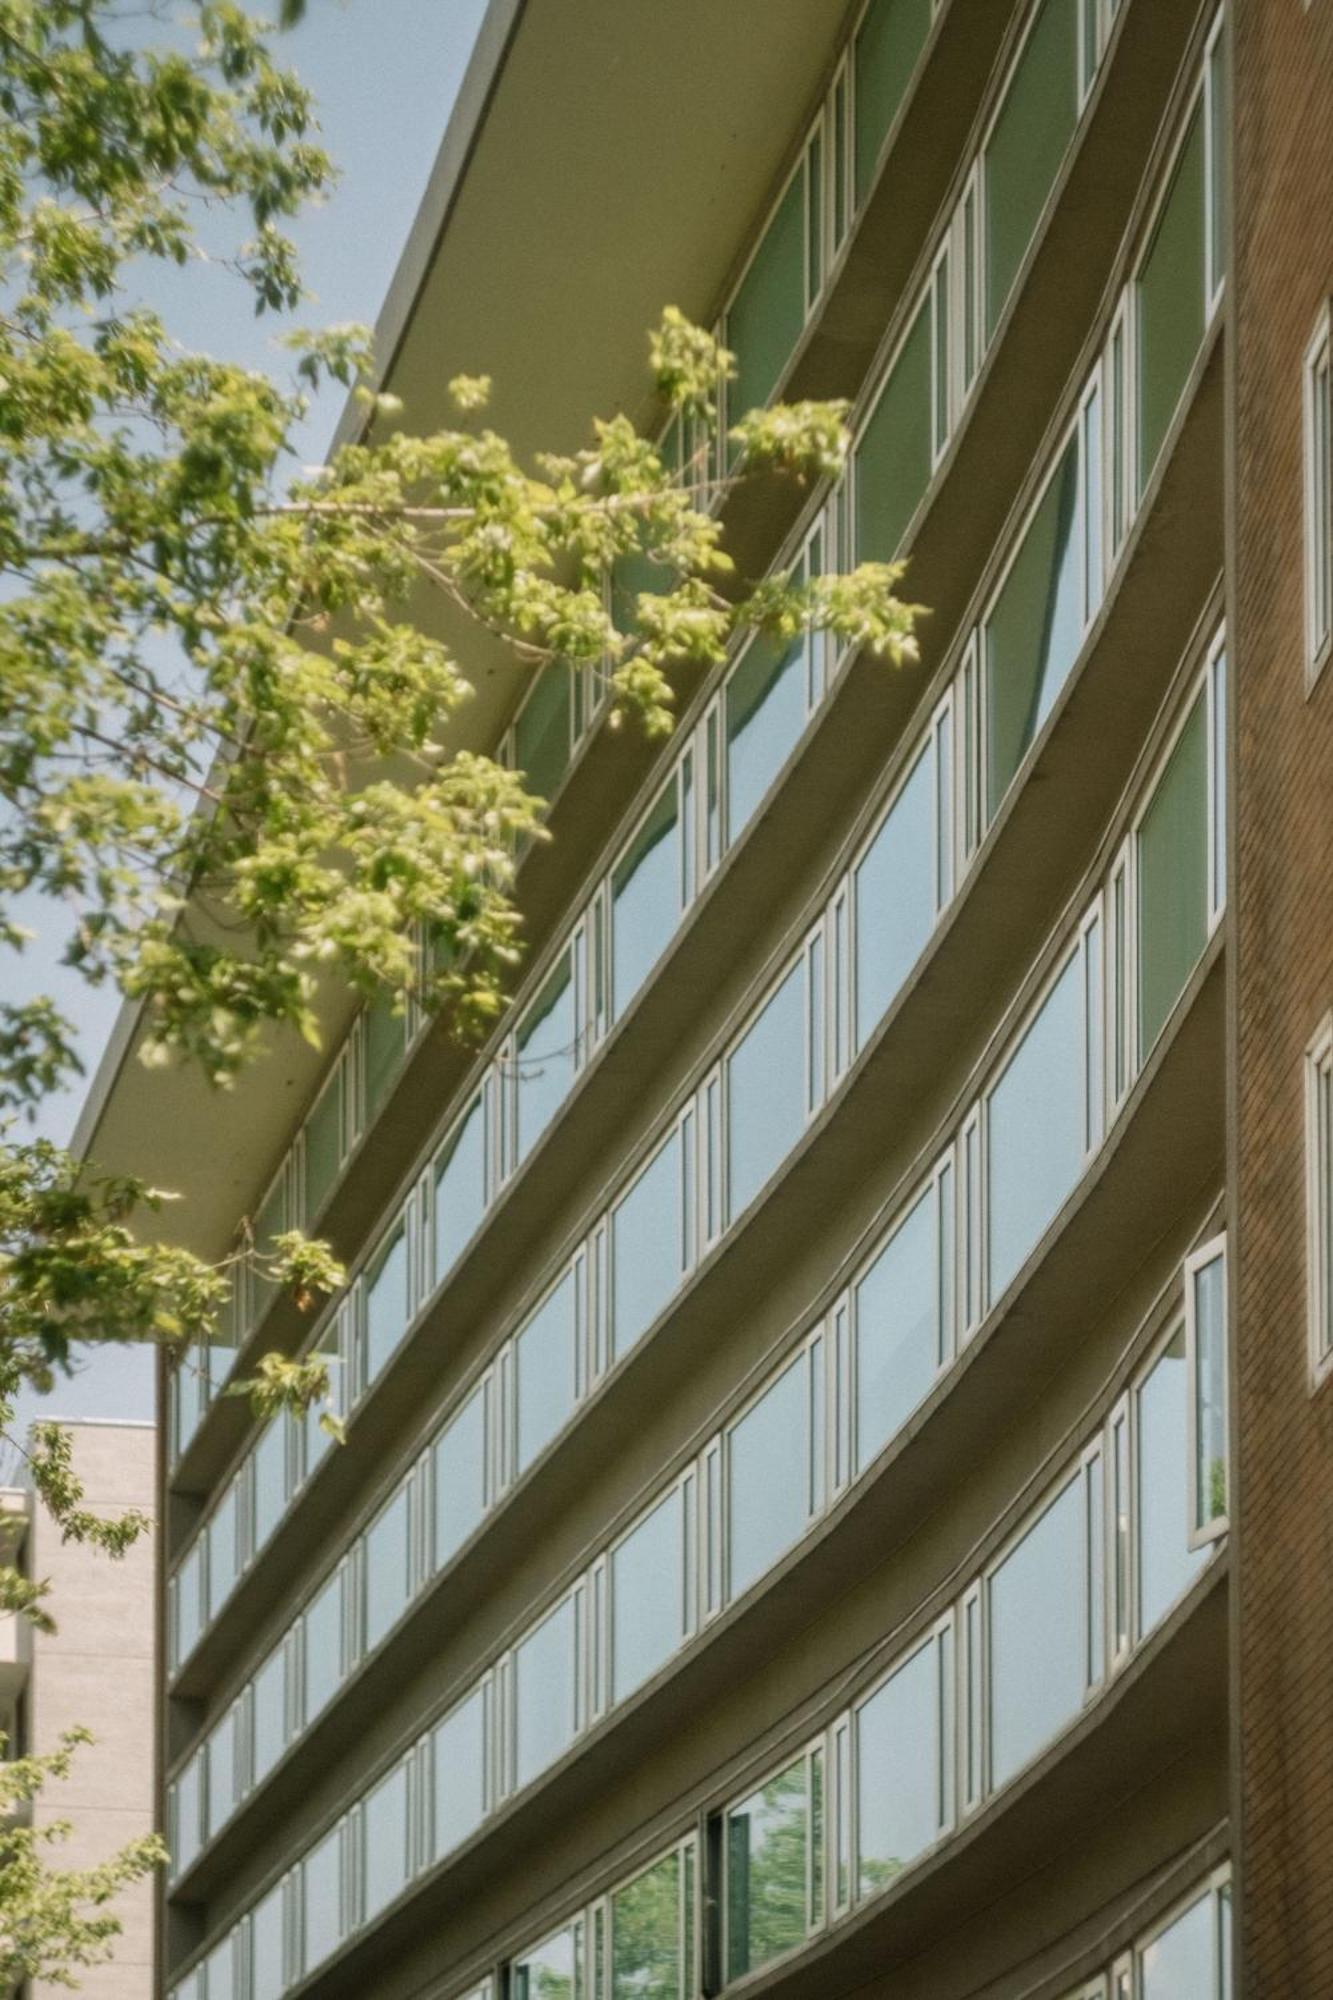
(958, 630, 981, 872)
(701, 1434, 723, 1625)
(1110, 1950, 1132, 2000)
(829, 878, 851, 1088)
(1306, 1014, 1333, 1385)
(932, 689, 956, 915)
(1205, 630, 1228, 934)
(1082, 1435, 1107, 1697)
(589, 1553, 608, 1723)
(831, 1290, 852, 1500)
(494, 1655, 513, 1804)
(1108, 1389, 1133, 1671)
(930, 238, 952, 468)
(936, 1612, 956, 1843)
(682, 1464, 698, 1643)
(1107, 838, 1132, 1120)
(960, 1104, 984, 1340)
(1303, 303, 1333, 685)
(1202, 6, 1226, 316)
(960, 1579, 984, 1819)
(592, 1218, 610, 1380)
(1080, 899, 1106, 1159)
(830, 1707, 851, 1918)
(496, 1342, 515, 1496)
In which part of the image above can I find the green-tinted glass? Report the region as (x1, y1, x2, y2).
(610, 547, 672, 639)
(853, 0, 932, 202)
(984, 432, 1081, 810)
(726, 1758, 809, 1979)
(855, 299, 932, 563)
(303, 1067, 343, 1224)
(1137, 107, 1205, 490)
(514, 661, 572, 803)
(611, 1850, 682, 2000)
(984, 0, 1078, 336)
(728, 167, 806, 425)
(1136, 694, 1207, 1055)
(363, 994, 408, 1116)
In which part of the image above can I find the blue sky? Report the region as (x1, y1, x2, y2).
(6, 0, 489, 1428)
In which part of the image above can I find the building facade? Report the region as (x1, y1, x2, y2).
(1, 1422, 157, 2000)
(67, 0, 1331, 1994)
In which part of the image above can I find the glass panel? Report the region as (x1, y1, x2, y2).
(984, 0, 1079, 336)
(302, 1823, 342, 1972)
(204, 1934, 237, 2000)
(1193, 1253, 1227, 1528)
(435, 1094, 487, 1278)
(514, 1595, 578, 1792)
(1137, 1328, 1209, 1636)
(304, 1568, 344, 1722)
(515, 662, 573, 802)
(1137, 695, 1208, 1056)
(987, 952, 1084, 1304)
(855, 1178, 943, 1469)
(516, 949, 577, 1165)
(985, 431, 1082, 810)
(726, 1757, 809, 1979)
(252, 1643, 287, 1785)
(729, 1355, 808, 1601)
(175, 1543, 203, 1667)
(725, 631, 806, 844)
(611, 1848, 683, 2000)
(206, 1705, 237, 1839)
(612, 1486, 685, 1702)
(252, 1417, 287, 1552)
(856, 300, 932, 563)
(207, 1482, 239, 1622)
(611, 1130, 685, 1361)
(1139, 1890, 1215, 1999)
(365, 1224, 410, 1385)
(853, 743, 934, 1047)
(1137, 108, 1205, 489)
(365, 1481, 411, 1653)
(853, 0, 932, 201)
(728, 962, 805, 1221)
(856, 1636, 942, 1894)
(251, 1881, 285, 2000)
(363, 1760, 410, 1919)
(988, 1474, 1086, 1789)
(433, 1381, 488, 1568)
(172, 1754, 201, 1876)
(431, 1685, 488, 1860)
(364, 995, 408, 1117)
(729, 169, 806, 423)
(514, 1921, 583, 2000)
(612, 779, 681, 1020)
(516, 1269, 579, 1474)
(251, 1168, 289, 1321)
(305, 1067, 344, 1222)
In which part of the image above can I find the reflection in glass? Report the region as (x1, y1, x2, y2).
(1139, 1890, 1215, 1999)
(513, 1919, 583, 2000)
(365, 1225, 409, 1384)
(516, 951, 577, 1166)
(855, 1179, 942, 1469)
(611, 1847, 684, 2000)
(432, 1685, 487, 1861)
(726, 1757, 812, 1979)
(363, 1760, 410, 1919)
(1137, 695, 1208, 1056)
(302, 1824, 343, 1972)
(611, 1133, 685, 1361)
(435, 1095, 487, 1278)
(729, 1356, 808, 1602)
(987, 952, 1084, 1303)
(856, 1636, 943, 1894)
(853, 744, 934, 1048)
(304, 1567, 343, 1722)
(612, 1487, 685, 1702)
(515, 1270, 578, 1474)
(988, 1474, 1085, 1788)
(985, 432, 1082, 811)
(433, 1382, 487, 1570)
(728, 963, 806, 1222)
(364, 1482, 411, 1653)
(726, 632, 806, 843)
(513, 1595, 578, 1792)
(612, 781, 681, 1019)
(1137, 1329, 1208, 1637)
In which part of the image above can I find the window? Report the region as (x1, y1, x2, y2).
(512, 1918, 583, 2000)
(611, 1482, 691, 1703)
(252, 1416, 288, 1552)
(987, 1471, 1089, 1789)
(1136, 1328, 1209, 1638)
(515, 947, 579, 1166)
(725, 630, 808, 845)
(434, 1094, 487, 1280)
(303, 1566, 344, 1723)
(612, 777, 684, 1019)
(984, 428, 1084, 813)
(363, 994, 409, 1119)
(364, 1480, 412, 1653)
(984, 0, 1079, 337)
(1136, 105, 1205, 492)
(251, 1881, 286, 2000)
(986, 946, 1089, 1305)
(728, 1346, 820, 1601)
(252, 1642, 288, 1785)
(1305, 304, 1332, 682)
(856, 298, 932, 563)
(853, 0, 931, 202)
(1204, 13, 1228, 307)
(170, 1752, 202, 1877)
(856, 1624, 951, 1896)
(513, 661, 573, 802)
(207, 1480, 240, 1622)
(853, 742, 935, 1047)
(611, 1127, 689, 1361)
(609, 1843, 693, 2000)
(304, 1064, 344, 1224)
(301, 1822, 344, 1973)
(206, 1703, 238, 1839)
(1138, 1882, 1226, 1999)
(515, 1269, 579, 1475)
(727, 161, 806, 428)
(204, 1934, 238, 2000)
(1136, 692, 1208, 1057)
(431, 1684, 488, 1861)
(1185, 1236, 1228, 1540)
(250, 1164, 290, 1322)
(433, 1380, 488, 1569)
(172, 1540, 203, 1670)
(727, 960, 808, 1222)
(512, 1593, 580, 1792)
(725, 1749, 821, 1980)
(855, 1165, 953, 1470)
(363, 1759, 411, 1920)
(1308, 1016, 1333, 1379)
(364, 1222, 410, 1386)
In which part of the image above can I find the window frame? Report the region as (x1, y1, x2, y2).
(720, 1730, 829, 1981)
(850, 1610, 955, 1902)
(1183, 1231, 1229, 1548)
(1306, 1011, 1333, 1387)
(1303, 300, 1333, 690)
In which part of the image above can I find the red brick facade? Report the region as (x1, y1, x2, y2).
(1232, 1, 1333, 1991)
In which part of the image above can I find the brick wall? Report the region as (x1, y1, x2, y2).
(1232, 0, 1333, 1991)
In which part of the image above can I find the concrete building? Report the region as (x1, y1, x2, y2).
(1, 1422, 157, 2000)
(67, 0, 1331, 1994)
